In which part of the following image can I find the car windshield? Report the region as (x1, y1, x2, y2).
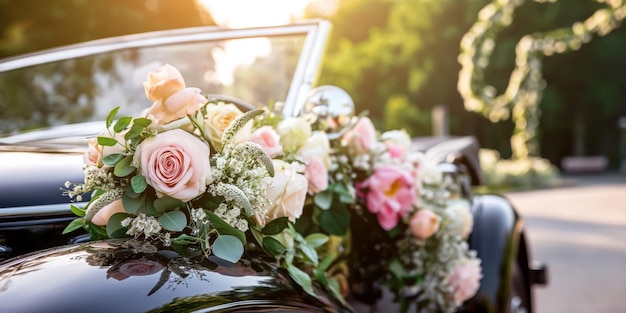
(0, 22, 329, 141)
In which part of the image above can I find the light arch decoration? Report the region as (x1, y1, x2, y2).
(458, 0, 626, 159)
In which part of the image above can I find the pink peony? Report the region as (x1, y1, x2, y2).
(409, 209, 441, 241)
(303, 156, 329, 194)
(358, 166, 415, 230)
(248, 126, 283, 158)
(341, 116, 377, 155)
(134, 129, 211, 202)
(446, 259, 482, 305)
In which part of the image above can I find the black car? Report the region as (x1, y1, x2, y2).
(0, 20, 546, 313)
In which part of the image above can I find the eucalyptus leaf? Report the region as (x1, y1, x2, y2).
(159, 210, 187, 232)
(261, 217, 290, 235)
(125, 124, 145, 141)
(212, 235, 244, 263)
(106, 106, 120, 129)
(114, 155, 136, 177)
(286, 264, 315, 296)
(113, 116, 132, 133)
(97, 136, 118, 147)
(206, 211, 246, 244)
(154, 196, 185, 213)
(131, 175, 147, 194)
(132, 117, 152, 127)
(313, 189, 333, 210)
(122, 191, 145, 215)
(102, 153, 124, 166)
(106, 212, 131, 238)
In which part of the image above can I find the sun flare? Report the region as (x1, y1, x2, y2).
(198, 0, 312, 28)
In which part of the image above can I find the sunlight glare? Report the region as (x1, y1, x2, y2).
(198, 0, 312, 28)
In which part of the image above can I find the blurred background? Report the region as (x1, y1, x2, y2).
(1, 0, 625, 312)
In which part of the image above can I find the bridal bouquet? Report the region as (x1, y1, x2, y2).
(64, 64, 481, 312)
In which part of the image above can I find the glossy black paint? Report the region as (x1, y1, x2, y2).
(0, 239, 352, 313)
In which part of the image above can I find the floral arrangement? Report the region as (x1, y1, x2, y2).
(64, 64, 481, 312)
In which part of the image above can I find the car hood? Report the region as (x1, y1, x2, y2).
(0, 238, 350, 313)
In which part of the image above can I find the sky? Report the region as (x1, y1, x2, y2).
(198, 0, 314, 28)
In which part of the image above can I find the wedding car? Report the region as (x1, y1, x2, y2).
(0, 20, 546, 313)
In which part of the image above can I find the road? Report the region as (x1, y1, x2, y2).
(505, 173, 626, 313)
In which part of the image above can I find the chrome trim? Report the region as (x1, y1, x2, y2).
(0, 203, 79, 218)
(0, 20, 332, 118)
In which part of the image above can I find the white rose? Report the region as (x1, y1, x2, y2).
(257, 160, 308, 226)
(297, 131, 331, 168)
(381, 129, 412, 151)
(201, 102, 252, 151)
(276, 117, 311, 153)
(445, 200, 474, 238)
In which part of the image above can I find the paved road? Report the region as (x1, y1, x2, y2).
(505, 173, 626, 313)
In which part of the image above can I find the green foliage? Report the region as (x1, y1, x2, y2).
(383, 95, 430, 137)
(158, 210, 187, 232)
(212, 235, 244, 263)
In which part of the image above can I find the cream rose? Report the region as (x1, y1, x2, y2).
(257, 160, 308, 226)
(248, 126, 283, 158)
(134, 129, 211, 202)
(202, 102, 252, 151)
(147, 87, 205, 125)
(409, 209, 441, 241)
(276, 117, 311, 153)
(446, 200, 474, 238)
(297, 131, 331, 168)
(143, 64, 185, 102)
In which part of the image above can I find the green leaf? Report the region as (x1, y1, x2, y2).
(304, 233, 329, 248)
(63, 217, 84, 234)
(130, 175, 147, 194)
(124, 124, 145, 141)
(114, 155, 136, 177)
(106, 212, 130, 238)
(261, 217, 290, 235)
(212, 235, 244, 263)
(159, 210, 187, 232)
(287, 264, 315, 296)
(206, 211, 246, 244)
(332, 183, 354, 203)
(132, 117, 152, 127)
(153, 196, 185, 213)
(171, 234, 199, 246)
(106, 106, 120, 129)
(102, 153, 124, 166)
(87, 223, 108, 240)
(299, 244, 318, 266)
(319, 206, 350, 236)
(313, 189, 333, 210)
(70, 204, 85, 217)
(97, 136, 118, 147)
(263, 236, 286, 257)
(317, 255, 335, 273)
(113, 116, 132, 133)
(122, 190, 145, 214)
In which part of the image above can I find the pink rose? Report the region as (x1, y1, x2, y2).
(135, 129, 211, 202)
(446, 259, 482, 305)
(92, 199, 126, 226)
(108, 258, 164, 281)
(357, 166, 415, 230)
(84, 129, 128, 166)
(257, 160, 308, 226)
(341, 116, 376, 155)
(303, 156, 329, 194)
(248, 126, 283, 158)
(143, 64, 185, 102)
(409, 209, 441, 241)
(386, 142, 405, 159)
(147, 87, 205, 125)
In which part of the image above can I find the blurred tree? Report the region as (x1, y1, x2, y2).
(0, 0, 213, 58)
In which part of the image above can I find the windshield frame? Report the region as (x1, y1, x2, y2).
(0, 20, 330, 118)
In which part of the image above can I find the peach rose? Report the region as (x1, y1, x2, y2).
(341, 116, 377, 155)
(143, 64, 185, 102)
(202, 102, 252, 151)
(446, 259, 482, 305)
(92, 199, 126, 226)
(303, 156, 328, 194)
(409, 209, 441, 241)
(248, 126, 283, 158)
(257, 160, 308, 226)
(147, 87, 205, 125)
(134, 129, 211, 202)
